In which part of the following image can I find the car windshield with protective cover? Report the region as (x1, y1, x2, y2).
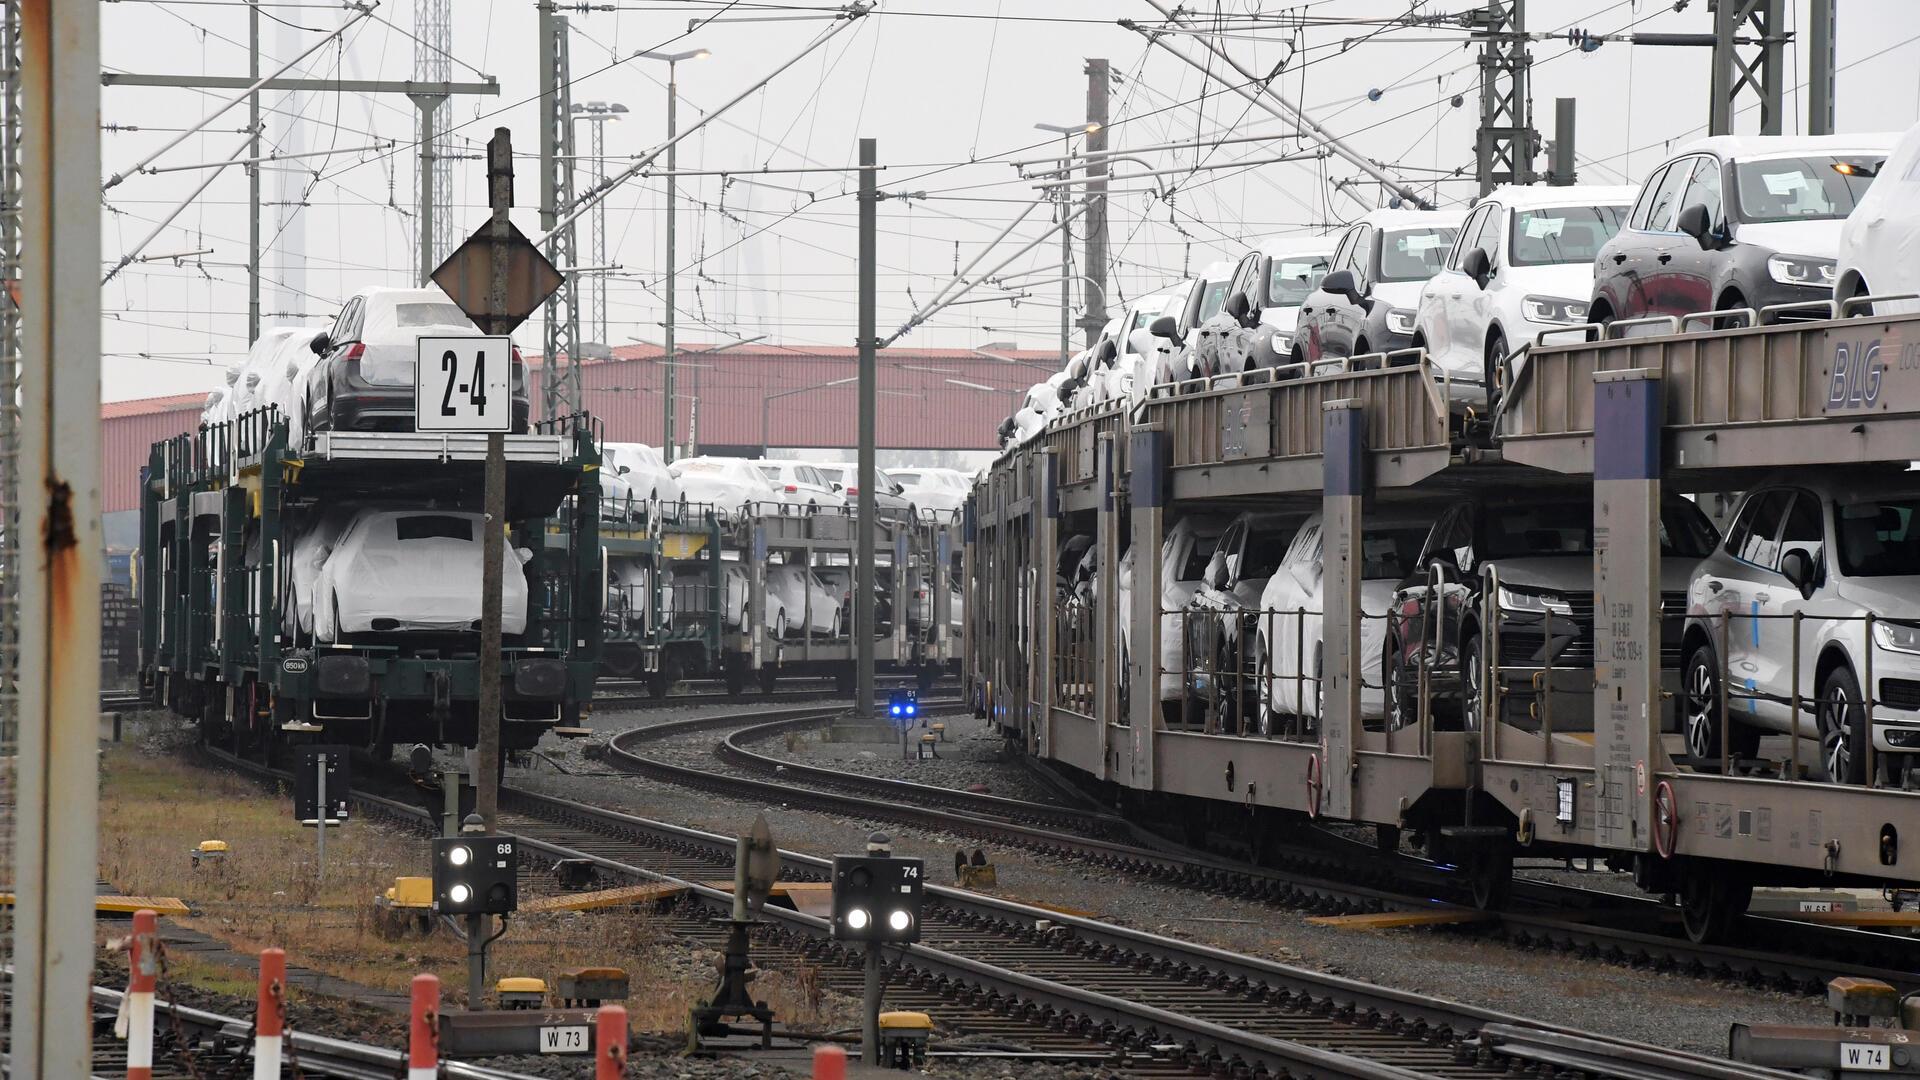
(394, 301, 472, 327)
(1379, 227, 1459, 282)
(1733, 156, 1883, 223)
(1509, 205, 1626, 266)
(1266, 256, 1331, 307)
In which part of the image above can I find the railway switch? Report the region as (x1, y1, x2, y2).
(434, 832, 519, 915)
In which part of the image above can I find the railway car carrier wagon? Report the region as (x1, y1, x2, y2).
(969, 301, 1920, 942)
(139, 409, 604, 756)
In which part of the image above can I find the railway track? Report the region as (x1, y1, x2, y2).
(193, 736, 1777, 1079)
(52, 983, 545, 1079)
(604, 704, 1920, 1000)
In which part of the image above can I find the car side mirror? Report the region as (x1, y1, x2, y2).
(1096, 338, 1118, 364)
(1780, 548, 1817, 598)
(514, 546, 534, 565)
(1462, 247, 1492, 289)
(1204, 550, 1229, 591)
(831, 482, 844, 492)
(1223, 290, 1259, 329)
(1677, 203, 1712, 248)
(1149, 314, 1185, 349)
(1321, 269, 1363, 307)
(309, 332, 331, 356)
(616, 464, 631, 475)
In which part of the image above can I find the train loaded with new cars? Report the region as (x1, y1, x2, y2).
(140, 283, 966, 751)
(968, 122, 1920, 946)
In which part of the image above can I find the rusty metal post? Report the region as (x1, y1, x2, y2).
(476, 127, 513, 831)
(11, 3, 100, 1074)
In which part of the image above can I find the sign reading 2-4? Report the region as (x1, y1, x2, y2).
(415, 335, 513, 432)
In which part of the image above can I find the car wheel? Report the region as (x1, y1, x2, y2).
(807, 499, 818, 516)
(1587, 301, 1613, 342)
(1715, 290, 1748, 330)
(1819, 666, 1869, 785)
(1682, 645, 1758, 770)
(1254, 636, 1275, 736)
(1459, 630, 1484, 731)
(1383, 633, 1418, 730)
(1353, 337, 1370, 359)
(1843, 276, 1873, 317)
(1483, 330, 1508, 411)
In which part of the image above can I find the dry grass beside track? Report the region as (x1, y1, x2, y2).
(96, 742, 844, 1030)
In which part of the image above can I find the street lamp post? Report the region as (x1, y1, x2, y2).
(634, 48, 710, 462)
(760, 376, 857, 454)
(1034, 122, 1096, 366)
(570, 100, 627, 353)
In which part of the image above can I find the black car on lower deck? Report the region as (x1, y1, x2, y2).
(304, 286, 531, 434)
(1383, 491, 1721, 731)
(1588, 135, 1894, 328)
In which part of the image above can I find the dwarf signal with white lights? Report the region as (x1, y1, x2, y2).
(433, 832, 519, 915)
(887, 689, 918, 722)
(831, 851, 924, 943)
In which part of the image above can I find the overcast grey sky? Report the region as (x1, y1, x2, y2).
(98, 0, 1920, 403)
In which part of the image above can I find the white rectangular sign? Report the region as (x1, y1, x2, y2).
(1840, 1043, 1890, 1071)
(415, 335, 513, 433)
(539, 1025, 590, 1054)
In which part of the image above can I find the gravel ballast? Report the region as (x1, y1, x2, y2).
(514, 701, 1831, 1059)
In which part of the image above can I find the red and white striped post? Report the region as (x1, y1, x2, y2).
(409, 974, 439, 1080)
(253, 948, 286, 1079)
(595, 1004, 628, 1080)
(125, 909, 158, 1080)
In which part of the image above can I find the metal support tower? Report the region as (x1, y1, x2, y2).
(1078, 59, 1108, 350)
(414, 0, 454, 273)
(1472, 0, 1536, 196)
(1709, 0, 1785, 136)
(538, 9, 581, 419)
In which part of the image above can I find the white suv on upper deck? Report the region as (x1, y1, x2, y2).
(1681, 471, 1920, 786)
(1413, 183, 1636, 409)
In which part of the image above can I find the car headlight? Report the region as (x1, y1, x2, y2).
(1269, 329, 1293, 355)
(1497, 585, 1572, 615)
(1767, 253, 1836, 287)
(1522, 295, 1589, 324)
(1385, 307, 1418, 336)
(1873, 620, 1920, 655)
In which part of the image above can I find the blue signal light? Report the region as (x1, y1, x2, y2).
(891, 705, 902, 716)
(906, 704, 917, 716)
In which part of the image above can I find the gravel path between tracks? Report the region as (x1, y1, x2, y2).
(521, 703, 1830, 1059)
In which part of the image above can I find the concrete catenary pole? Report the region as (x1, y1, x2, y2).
(1081, 60, 1108, 349)
(1547, 98, 1576, 186)
(1809, 0, 1835, 136)
(665, 62, 680, 459)
(856, 137, 877, 717)
(12, 5, 102, 1073)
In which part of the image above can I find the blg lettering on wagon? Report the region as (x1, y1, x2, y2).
(1826, 338, 1889, 411)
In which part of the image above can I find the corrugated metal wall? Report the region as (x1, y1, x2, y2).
(102, 404, 199, 513)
